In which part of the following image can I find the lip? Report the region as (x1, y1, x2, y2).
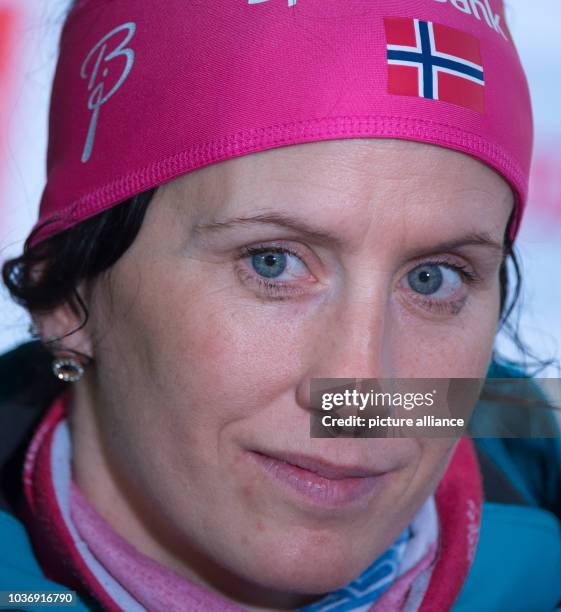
(247, 450, 386, 509)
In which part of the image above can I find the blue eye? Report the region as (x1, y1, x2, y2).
(407, 263, 462, 297)
(239, 245, 315, 299)
(252, 251, 287, 278)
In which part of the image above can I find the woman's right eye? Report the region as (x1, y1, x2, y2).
(250, 249, 307, 280)
(236, 244, 317, 300)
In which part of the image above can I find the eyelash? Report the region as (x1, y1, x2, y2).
(236, 245, 481, 309)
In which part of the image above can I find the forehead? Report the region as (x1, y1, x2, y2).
(160, 138, 514, 242)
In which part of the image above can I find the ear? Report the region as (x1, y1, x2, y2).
(32, 290, 94, 359)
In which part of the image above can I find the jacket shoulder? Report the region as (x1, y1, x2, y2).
(0, 510, 94, 610)
(454, 502, 561, 611)
(473, 359, 561, 516)
(0, 342, 63, 514)
(458, 360, 561, 610)
(0, 341, 57, 403)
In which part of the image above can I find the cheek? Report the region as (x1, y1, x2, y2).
(394, 290, 500, 377)
(97, 261, 312, 419)
(417, 439, 458, 496)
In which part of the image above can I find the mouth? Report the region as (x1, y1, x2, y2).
(246, 450, 387, 509)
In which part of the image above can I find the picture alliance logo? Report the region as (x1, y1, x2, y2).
(319, 413, 467, 432)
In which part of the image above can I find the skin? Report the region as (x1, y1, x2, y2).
(36, 138, 513, 610)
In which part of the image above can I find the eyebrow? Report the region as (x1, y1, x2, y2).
(192, 212, 505, 256)
(193, 212, 345, 248)
(407, 233, 505, 259)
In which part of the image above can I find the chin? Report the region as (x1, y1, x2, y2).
(236, 535, 376, 596)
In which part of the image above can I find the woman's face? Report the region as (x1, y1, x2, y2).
(65, 139, 513, 609)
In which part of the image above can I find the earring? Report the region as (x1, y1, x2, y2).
(52, 357, 85, 383)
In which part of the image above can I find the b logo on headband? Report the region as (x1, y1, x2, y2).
(80, 23, 136, 164)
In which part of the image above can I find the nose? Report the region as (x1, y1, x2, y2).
(295, 281, 395, 410)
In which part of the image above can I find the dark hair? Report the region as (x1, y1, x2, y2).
(2, 190, 155, 402)
(3, 190, 156, 319)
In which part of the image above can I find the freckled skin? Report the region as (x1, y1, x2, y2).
(38, 139, 513, 611)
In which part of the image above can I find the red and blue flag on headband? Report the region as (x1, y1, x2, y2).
(384, 17, 485, 113)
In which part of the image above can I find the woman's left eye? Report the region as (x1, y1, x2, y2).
(406, 263, 463, 298)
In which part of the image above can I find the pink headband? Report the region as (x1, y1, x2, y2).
(29, 0, 533, 247)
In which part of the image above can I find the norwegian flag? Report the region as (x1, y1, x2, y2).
(384, 17, 485, 113)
